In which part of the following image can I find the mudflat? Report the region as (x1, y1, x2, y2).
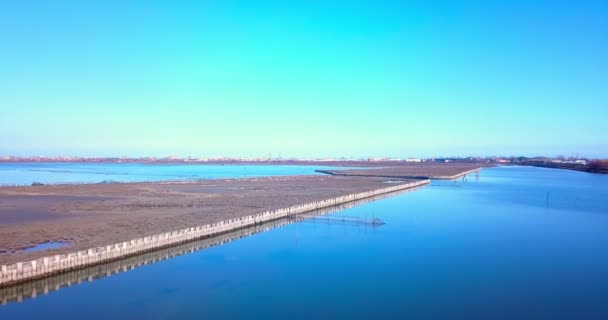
(0, 175, 412, 264)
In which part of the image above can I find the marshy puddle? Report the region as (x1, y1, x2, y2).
(23, 241, 71, 253)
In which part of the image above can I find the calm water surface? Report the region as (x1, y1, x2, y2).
(0, 163, 348, 185)
(1, 166, 607, 319)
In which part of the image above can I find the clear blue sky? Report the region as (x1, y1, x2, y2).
(1, 1, 606, 158)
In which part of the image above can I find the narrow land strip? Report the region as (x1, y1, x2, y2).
(0, 178, 428, 287)
(316, 163, 486, 179)
(0, 176, 415, 265)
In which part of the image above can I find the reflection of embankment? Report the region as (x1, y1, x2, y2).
(0, 185, 423, 306)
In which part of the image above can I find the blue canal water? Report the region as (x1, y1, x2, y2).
(0, 163, 348, 185)
(1, 166, 607, 319)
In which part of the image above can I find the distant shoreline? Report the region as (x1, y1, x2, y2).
(0, 158, 483, 168)
(0, 160, 372, 167)
(1, 158, 605, 175)
(511, 162, 608, 174)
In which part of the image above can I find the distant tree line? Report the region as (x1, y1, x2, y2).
(587, 160, 608, 173)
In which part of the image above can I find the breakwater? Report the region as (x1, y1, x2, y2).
(426, 167, 481, 180)
(0, 179, 429, 288)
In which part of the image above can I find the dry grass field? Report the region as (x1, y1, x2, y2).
(0, 175, 412, 264)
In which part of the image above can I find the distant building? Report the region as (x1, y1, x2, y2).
(368, 158, 402, 162)
(405, 158, 422, 163)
